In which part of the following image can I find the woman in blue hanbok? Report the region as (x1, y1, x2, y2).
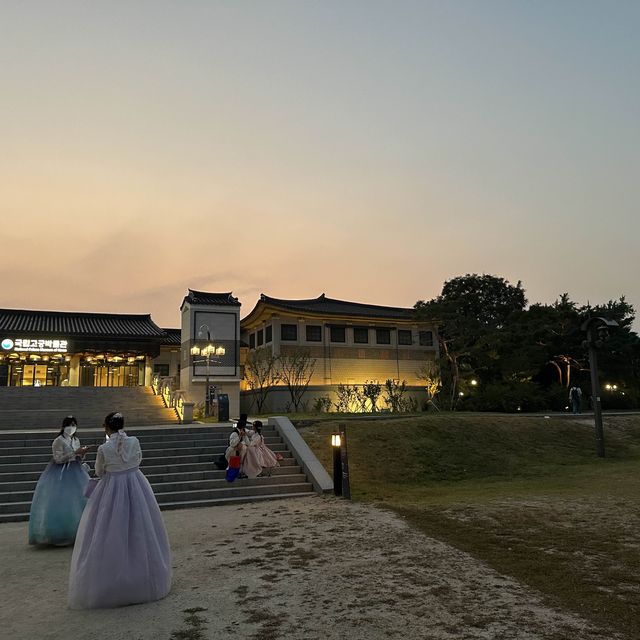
(28, 416, 91, 546)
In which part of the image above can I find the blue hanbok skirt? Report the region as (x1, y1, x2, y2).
(28, 460, 89, 546)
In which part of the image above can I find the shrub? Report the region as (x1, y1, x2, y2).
(313, 396, 332, 413)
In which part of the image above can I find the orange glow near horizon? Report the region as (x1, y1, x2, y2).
(1, 2, 638, 327)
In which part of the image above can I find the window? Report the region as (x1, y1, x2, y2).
(330, 327, 346, 343)
(353, 327, 369, 344)
(398, 330, 413, 345)
(257, 329, 264, 346)
(306, 325, 322, 342)
(249, 333, 256, 349)
(153, 364, 169, 377)
(281, 324, 298, 341)
(376, 328, 391, 345)
(265, 325, 272, 343)
(419, 330, 434, 346)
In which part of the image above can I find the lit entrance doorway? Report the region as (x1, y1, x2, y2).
(3, 357, 70, 386)
(79, 356, 145, 387)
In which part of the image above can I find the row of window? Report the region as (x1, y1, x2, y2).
(248, 325, 433, 348)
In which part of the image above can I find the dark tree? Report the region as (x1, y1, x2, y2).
(415, 274, 526, 409)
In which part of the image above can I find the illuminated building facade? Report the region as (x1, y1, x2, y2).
(0, 309, 172, 388)
(240, 294, 439, 412)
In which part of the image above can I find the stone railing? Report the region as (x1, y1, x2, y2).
(151, 376, 194, 424)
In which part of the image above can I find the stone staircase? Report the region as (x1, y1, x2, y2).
(0, 386, 178, 430)
(0, 424, 316, 523)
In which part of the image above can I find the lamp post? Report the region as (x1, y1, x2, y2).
(339, 423, 351, 500)
(581, 316, 618, 458)
(190, 324, 226, 418)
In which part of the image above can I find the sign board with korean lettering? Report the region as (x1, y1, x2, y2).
(1, 337, 69, 353)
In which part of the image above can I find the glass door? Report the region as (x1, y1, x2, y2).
(21, 364, 35, 386)
(34, 365, 47, 386)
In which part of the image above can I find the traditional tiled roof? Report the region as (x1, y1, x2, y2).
(244, 294, 415, 322)
(0, 308, 165, 338)
(160, 328, 182, 345)
(181, 290, 240, 308)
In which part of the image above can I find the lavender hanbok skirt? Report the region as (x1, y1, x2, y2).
(68, 467, 172, 609)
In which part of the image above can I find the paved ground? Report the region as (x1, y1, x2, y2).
(0, 496, 619, 640)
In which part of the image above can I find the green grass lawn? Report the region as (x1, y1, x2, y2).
(301, 414, 640, 639)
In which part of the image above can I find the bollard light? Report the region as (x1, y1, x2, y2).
(332, 433, 342, 496)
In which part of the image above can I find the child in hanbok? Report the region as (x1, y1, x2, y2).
(253, 420, 280, 477)
(242, 426, 263, 479)
(68, 412, 172, 609)
(28, 416, 91, 546)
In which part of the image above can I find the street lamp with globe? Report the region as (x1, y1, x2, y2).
(190, 324, 226, 417)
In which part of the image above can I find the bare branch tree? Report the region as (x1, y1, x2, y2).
(244, 348, 280, 413)
(277, 349, 316, 412)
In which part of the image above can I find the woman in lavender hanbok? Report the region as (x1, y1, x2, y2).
(68, 412, 171, 609)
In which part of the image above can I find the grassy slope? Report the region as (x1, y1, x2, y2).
(301, 415, 640, 638)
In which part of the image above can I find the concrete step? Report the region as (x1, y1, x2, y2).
(0, 479, 312, 514)
(0, 456, 297, 481)
(0, 436, 283, 456)
(0, 414, 320, 522)
(0, 386, 179, 430)
(0, 473, 307, 503)
(0, 442, 290, 466)
(0, 425, 274, 441)
(0, 466, 299, 494)
(155, 482, 314, 505)
(0, 492, 317, 523)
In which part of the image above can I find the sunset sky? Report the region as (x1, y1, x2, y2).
(1, 1, 638, 328)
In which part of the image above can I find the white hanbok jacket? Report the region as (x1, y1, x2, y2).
(52, 435, 81, 464)
(95, 431, 142, 476)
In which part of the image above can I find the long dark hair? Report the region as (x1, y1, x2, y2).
(57, 416, 79, 441)
(105, 412, 124, 432)
(252, 420, 263, 435)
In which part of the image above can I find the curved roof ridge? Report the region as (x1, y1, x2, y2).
(260, 293, 413, 312)
(243, 293, 416, 323)
(188, 289, 236, 297)
(0, 308, 165, 337)
(0, 307, 156, 320)
(182, 290, 240, 307)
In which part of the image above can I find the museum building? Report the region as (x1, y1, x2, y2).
(1, 290, 438, 417)
(0, 308, 175, 388)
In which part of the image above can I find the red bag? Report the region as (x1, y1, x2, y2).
(226, 454, 242, 482)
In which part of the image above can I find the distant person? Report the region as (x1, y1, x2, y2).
(569, 385, 582, 414)
(68, 411, 171, 609)
(28, 416, 91, 546)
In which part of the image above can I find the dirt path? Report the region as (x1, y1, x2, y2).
(0, 496, 619, 639)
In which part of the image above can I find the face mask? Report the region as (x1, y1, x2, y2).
(64, 426, 77, 437)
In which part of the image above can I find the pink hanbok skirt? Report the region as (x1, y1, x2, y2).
(257, 442, 279, 469)
(68, 467, 172, 609)
(242, 447, 263, 479)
